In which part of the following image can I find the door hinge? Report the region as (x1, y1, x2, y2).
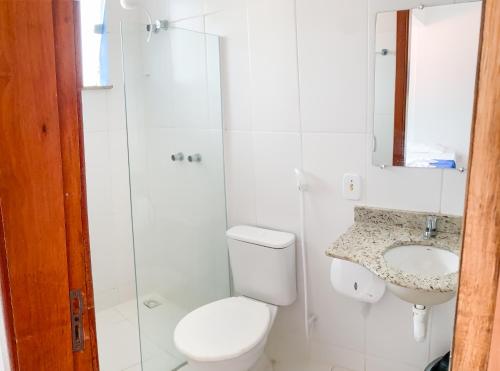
(70, 289, 84, 352)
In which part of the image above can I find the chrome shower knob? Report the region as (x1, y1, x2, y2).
(171, 152, 184, 161)
(187, 154, 202, 162)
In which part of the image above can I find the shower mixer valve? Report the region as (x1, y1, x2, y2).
(171, 152, 184, 162)
(171, 153, 202, 162)
(188, 154, 202, 163)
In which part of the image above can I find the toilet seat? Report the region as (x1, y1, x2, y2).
(174, 297, 271, 363)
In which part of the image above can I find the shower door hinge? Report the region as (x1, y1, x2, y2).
(70, 289, 84, 352)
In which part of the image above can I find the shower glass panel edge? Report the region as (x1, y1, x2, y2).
(120, 20, 229, 371)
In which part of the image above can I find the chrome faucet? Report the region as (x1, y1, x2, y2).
(423, 216, 437, 239)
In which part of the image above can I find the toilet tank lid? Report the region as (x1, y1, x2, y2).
(226, 226, 295, 249)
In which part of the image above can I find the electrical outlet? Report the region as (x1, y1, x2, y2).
(342, 174, 361, 200)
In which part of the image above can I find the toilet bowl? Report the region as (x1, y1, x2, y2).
(174, 297, 277, 371)
(174, 226, 296, 371)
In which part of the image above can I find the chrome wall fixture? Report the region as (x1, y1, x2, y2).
(187, 154, 202, 163)
(147, 19, 169, 34)
(171, 152, 184, 161)
(171, 153, 202, 163)
(119, 1, 168, 42)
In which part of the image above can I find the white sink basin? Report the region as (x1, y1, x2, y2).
(383, 245, 459, 306)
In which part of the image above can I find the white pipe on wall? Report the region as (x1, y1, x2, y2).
(294, 168, 315, 342)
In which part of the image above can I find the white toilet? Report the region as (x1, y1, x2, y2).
(174, 225, 297, 371)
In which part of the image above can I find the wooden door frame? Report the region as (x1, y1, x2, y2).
(0, 1, 98, 370)
(451, 0, 500, 370)
(53, 2, 99, 370)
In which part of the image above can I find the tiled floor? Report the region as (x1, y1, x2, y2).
(96, 294, 336, 371)
(273, 361, 336, 371)
(96, 294, 187, 371)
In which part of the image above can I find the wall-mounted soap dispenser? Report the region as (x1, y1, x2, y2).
(330, 258, 386, 303)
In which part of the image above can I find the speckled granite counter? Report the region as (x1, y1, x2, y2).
(326, 207, 462, 293)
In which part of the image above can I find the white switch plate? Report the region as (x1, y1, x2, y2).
(342, 173, 361, 200)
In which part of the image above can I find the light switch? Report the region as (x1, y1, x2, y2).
(343, 173, 361, 200)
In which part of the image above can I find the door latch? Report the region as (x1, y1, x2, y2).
(70, 289, 84, 352)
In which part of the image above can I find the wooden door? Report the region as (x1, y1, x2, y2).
(451, 0, 500, 370)
(0, 1, 98, 370)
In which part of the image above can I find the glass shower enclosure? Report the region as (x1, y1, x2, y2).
(121, 21, 229, 370)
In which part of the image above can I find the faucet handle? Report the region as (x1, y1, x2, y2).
(426, 215, 437, 230)
(424, 216, 438, 239)
(171, 152, 184, 161)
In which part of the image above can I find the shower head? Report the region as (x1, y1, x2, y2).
(120, 0, 142, 10)
(119, 0, 155, 42)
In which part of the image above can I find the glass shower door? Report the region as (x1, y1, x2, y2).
(121, 22, 229, 370)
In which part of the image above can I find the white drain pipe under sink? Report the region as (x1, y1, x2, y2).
(413, 304, 429, 342)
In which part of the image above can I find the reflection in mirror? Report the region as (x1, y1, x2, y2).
(372, 2, 482, 169)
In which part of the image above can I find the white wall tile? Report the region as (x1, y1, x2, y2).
(171, 16, 205, 32)
(302, 133, 366, 236)
(440, 171, 467, 215)
(106, 0, 141, 34)
(366, 144, 443, 212)
(296, 0, 368, 133)
(204, 0, 246, 14)
(107, 91, 127, 132)
(205, 8, 252, 131)
(84, 133, 136, 309)
(366, 292, 429, 368)
(247, 0, 301, 132)
(83, 94, 136, 310)
(107, 32, 124, 87)
(253, 132, 301, 232)
(109, 130, 133, 214)
(365, 167, 443, 212)
(82, 90, 109, 133)
(143, 0, 170, 20)
(224, 131, 257, 226)
(312, 289, 367, 353)
(302, 133, 366, 351)
(168, 0, 204, 21)
(84, 130, 112, 236)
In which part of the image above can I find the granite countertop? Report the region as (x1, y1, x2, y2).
(326, 207, 463, 293)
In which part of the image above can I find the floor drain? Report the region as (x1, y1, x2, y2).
(143, 299, 162, 309)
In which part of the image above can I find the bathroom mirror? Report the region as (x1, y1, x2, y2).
(372, 2, 482, 169)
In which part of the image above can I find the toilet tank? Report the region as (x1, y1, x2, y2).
(226, 226, 297, 306)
